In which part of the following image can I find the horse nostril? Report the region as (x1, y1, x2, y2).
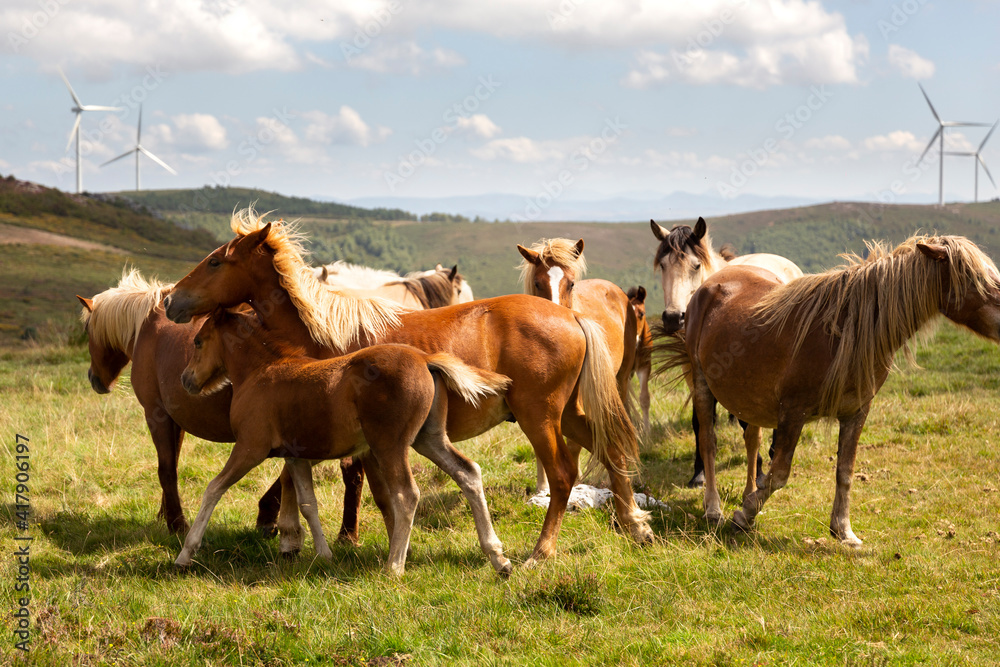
(163, 295, 172, 310)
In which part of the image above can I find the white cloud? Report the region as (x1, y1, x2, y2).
(888, 45, 935, 80)
(454, 114, 501, 139)
(302, 107, 390, 147)
(471, 137, 571, 163)
(862, 131, 925, 153)
(170, 114, 229, 150)
(640, 149, 734, 170)
(804, 135, 851, 150)
(345, 40, 466, 75)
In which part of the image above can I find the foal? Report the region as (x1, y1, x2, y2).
(178, 309, 513, 577)
(626, 286, 653, 436)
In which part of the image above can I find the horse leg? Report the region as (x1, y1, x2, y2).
(519, 415, 577, 565)
(146, 413, 188, 534)
(687, 407, 706, 489)
(830, 406, 869, 547)
(284, 458, 333, 559)
(737, 419, 767, 489)
(411, 387, 512, 577)
(692, 373, 723, 525)
(535, 460, 550, 495)
(176, 446, 266, 566)
(741, 424, 762, 505)
(370, 453, 419, 577)
(337, 457, 365, 545)
(636, 366, 651, 437)
(734, 418, 805, 531)
(276, 465, 304, 556)
(359, 453, 395, 545)
(256, 478, 281, 538)
(561, 410, 653, 545)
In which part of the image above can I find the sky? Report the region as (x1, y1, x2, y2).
(2, 0, 1000, 216)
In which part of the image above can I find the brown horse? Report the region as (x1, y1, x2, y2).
(164, 210, 650, 564)
(626, 286, 653, 436)
(516, 238, 638, 490)
(77, 270, 364, 539)
(177, 308, 512, 576)
(661, 235, 1000, 545)
(316, 262, 468, 309)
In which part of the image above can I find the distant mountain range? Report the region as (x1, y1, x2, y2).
(327, 191, 947, 223)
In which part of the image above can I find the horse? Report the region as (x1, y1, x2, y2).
(660, 235, 1000, 545)
(163, 210, 651, 565)
(77, 270, 365, 540)
(177, 308, 512, 576)
(626, 286, 653, 436)
(516, 238, 638, 492)
(315, 261, 472, 308)
(650, 216, 804, 487)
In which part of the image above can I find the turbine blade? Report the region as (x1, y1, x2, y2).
(137, 104, 143, 143)
(942, 121, 993, 127)
(65, 113, 81, 153)
(100, 149, 137, 167)
(942, 151, 975, 156)
(139, 146, 177, 175)
(979, 155, 997, 189)
(919, 127, 941, 163)
(58, 67, 82, 107)
(80, 105, 123, 112)
(979, 120, 998, 152)
(919, 83, 941, 123)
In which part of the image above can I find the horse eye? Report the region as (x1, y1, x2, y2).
(194, 338, 202, 349)
(568, 281, 575, 289)
(692, 262, 702, 271)
(208, 257, 221, 268)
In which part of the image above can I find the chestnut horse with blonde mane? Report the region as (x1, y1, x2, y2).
(177, 308, 512, 576)
(164, 210, 650, 564)
(516, 238, 638, 490)
(651, 216, 803, 487)
(77, 270, 363, 539)
(661, 234, 1000, 545)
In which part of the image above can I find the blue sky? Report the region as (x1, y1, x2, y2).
(2, 0, 999, 212)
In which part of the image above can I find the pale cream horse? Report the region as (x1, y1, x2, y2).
(315, 261, 474, 308)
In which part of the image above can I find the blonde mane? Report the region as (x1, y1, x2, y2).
(518, 238, 588, 296)
(81, 268, 173, 352)
(754, 234, 1000, 416)
(230, 209, 402, 353)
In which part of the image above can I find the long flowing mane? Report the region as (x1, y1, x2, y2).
(393, 268, 462, 309)
(754, 234, 1000, 415)
(230, 210, 402, 353)
(518, 238, 587, 296)
(653, 225, 715, 273)
(81, 268, 172, 352)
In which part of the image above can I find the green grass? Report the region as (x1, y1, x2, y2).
(2, 324, 999, 664)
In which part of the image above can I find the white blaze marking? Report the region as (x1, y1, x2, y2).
(547, 266, 565, 305)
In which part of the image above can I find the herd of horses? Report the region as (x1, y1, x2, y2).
(78, 209, 1000, 575)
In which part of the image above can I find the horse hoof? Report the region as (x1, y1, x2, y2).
(496, 560, 513, 579)
(732, 510, 753, 533)
(687, 472, 705, 489)
(336, 531, 359, 546)
(840, 536, 863, 549)
(630, 522, 655, 545)
(705, 510, 724, 527)
(257, 523, 278, 539)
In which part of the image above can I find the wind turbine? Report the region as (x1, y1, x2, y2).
(917, 83, 992, 206)
(943, 120, 998, 203)
(100, 105, 176, 191)
(59, 68, 123, 193)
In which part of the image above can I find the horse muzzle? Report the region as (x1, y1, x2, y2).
(661, 310, 684, 335)
(88, 368, 111, 395)
(163, 293, 193, 324)
(180, 370, 201, 395)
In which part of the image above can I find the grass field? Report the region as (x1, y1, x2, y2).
(2, 324, 999, 665)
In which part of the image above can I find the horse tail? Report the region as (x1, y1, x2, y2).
(575, 316, 639, 476)
(651, 322, 693, 390)
(424, 352, 511, 408)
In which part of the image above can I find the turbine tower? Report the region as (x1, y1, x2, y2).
(59, 68, 123, 194)
(943, 120, 998, 203)
(917, 83, 992, 206)
(100, 105, 176, 191)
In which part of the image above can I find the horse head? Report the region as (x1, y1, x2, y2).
(651, 217, 713, 334)
(77, 295, 130, 394)
(517, 238, 585, 309)
(626, 286, 648, 338)
(919, 239, 1000, 342)
(181, 308, 235, 396)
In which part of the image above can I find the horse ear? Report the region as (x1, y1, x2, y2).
(650, 219, 668, 241)
(517, 245, 541, 265)
(917, 242, 949, 262)
(448, 264, 458, 281)
(693, 217, 707, 240)
(320, 266, 329, 282)
(435, 263, 444, 271)
(574, 239, 585, 258)
(242, 222, 272, 249)
(636, 286, 646, 303)
(77, 295, 94, 312)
